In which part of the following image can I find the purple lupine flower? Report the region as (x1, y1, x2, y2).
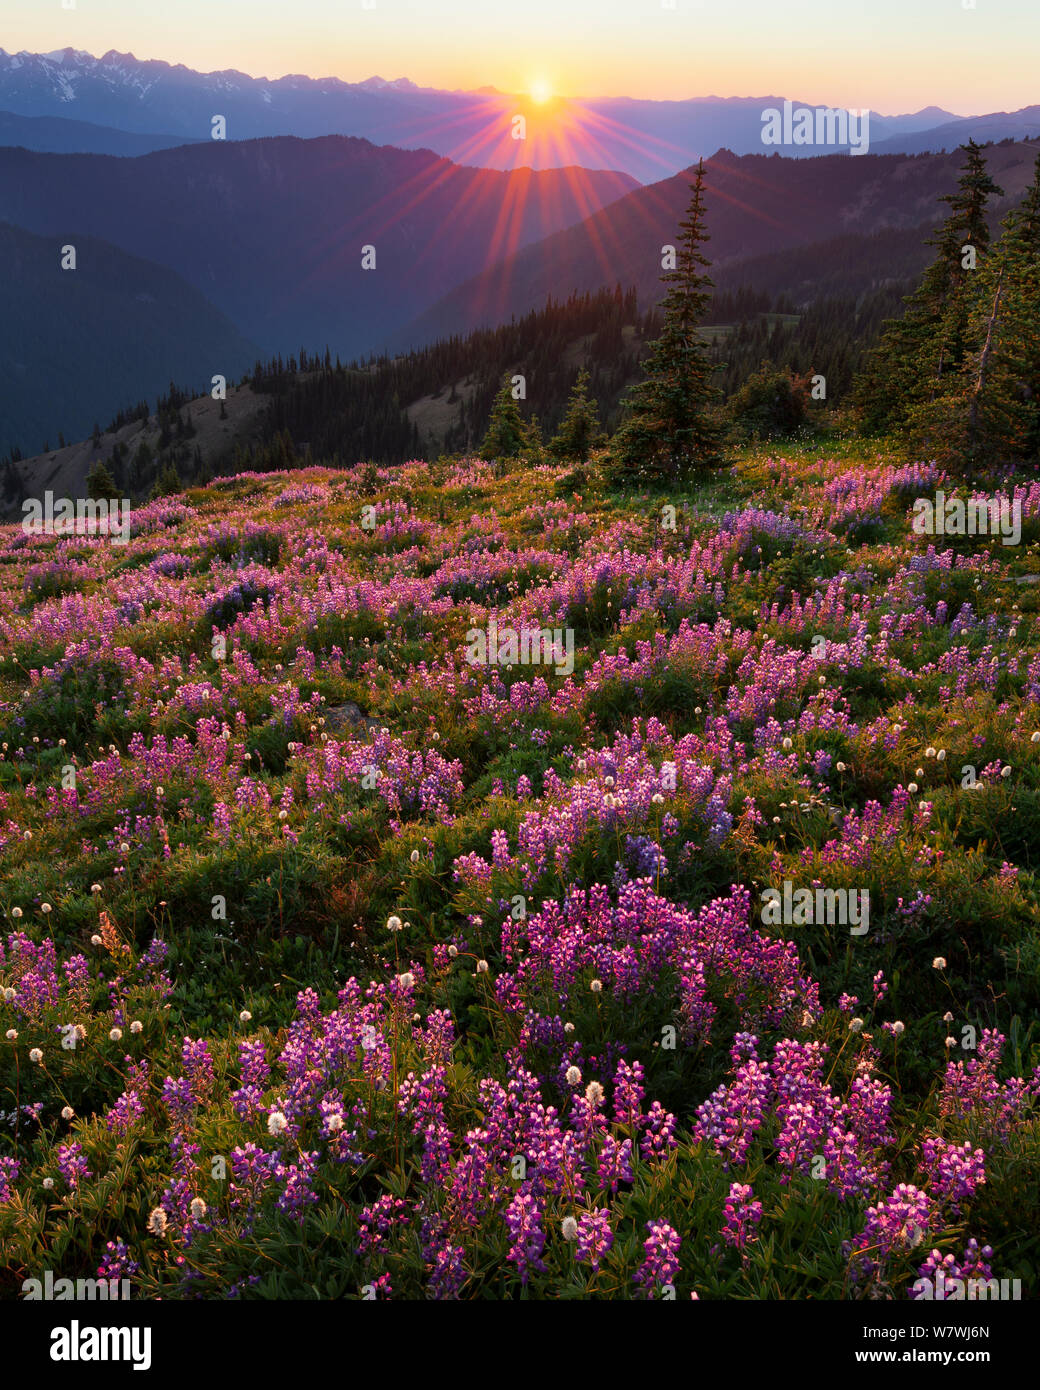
(612, 1058, 645, 1126)
(230, 1084, 266, 1121)
(848, 1182, 932, 1282)
(107, 1058, 149, 1135)
(597, 1134, 633, 1193)
(911, 1239, 996, 1300)
(276, 1149, 320, 1220)
(161, 1075, 196, 1125)
(633, 1219, 681, 1295)
(229, 1142, 277, 1216)
(107, 1086, 146, 1135)
(503, 1191, 546, 1286)
(695, 1053, 773, 1165)
(721, 1182, 763, 1252)
(640, 1101, 678, 1162)
(357, 1194, 410, 1256)
(96, 1240, 140, 1282)
(919, 1137, 986, 1213)
(575, 1208, 613, 1272)
(238, 1037, 270, 1088)
(422, 1213, 468, 1300)
(0, 1156, 20, 1203)
(181, 1037, 215, 1104)
(55, 1141, 92, 1192)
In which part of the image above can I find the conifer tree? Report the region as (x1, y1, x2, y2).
(86, 459, 119, 501)
(855, 141, 1003, 435)
(3, 456, 21, 500)
(891, 149, 1038, 468)
(481, 375, 530, 458)
(962, 149, 1040, 463)
(610, 160, 724, 482)
(150, 461, 182, 499)
(548, 369, 602, 463)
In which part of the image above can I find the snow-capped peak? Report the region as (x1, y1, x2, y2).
(44, 48, 93, 64)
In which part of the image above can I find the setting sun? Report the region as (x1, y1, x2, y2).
(530, 78, 553, 104)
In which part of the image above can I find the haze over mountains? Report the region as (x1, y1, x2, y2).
(0, 221, 258, 461)
(0, 137, 634, 358)
(1, 48, 1037, 182)
(0, 107, 203, 156)
(870, 105, 1040, 157)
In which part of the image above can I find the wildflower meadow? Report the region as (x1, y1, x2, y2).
(2, 445, 1038, 1306)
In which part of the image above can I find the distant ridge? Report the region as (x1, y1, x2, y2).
(0, 47, 993, 182)
(0, 107, 201, 156)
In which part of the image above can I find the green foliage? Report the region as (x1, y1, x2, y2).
(2, 443, 1040, 1300)
(856, 141, 1005, 440)
(150, 460, 183, 499)
(727, 360, 814, 439)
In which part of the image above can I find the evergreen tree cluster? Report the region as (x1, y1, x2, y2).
(855, 140, 1040, 469)
(479, 367, 607, 464)
(249, 289, 649, 464)
(28, 147, 1040, 507)
(708, 287, 907, 402)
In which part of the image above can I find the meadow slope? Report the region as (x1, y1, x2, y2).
(1, 444, 1039, 1299)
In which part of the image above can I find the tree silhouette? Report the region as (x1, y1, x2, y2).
(611, 160, 724, 482)
(481, 376, 531, 459)
(548, 369, 603, 463)
(86, 459, 119, 501)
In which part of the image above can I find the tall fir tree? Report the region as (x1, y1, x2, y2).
(150, 460, 182, 499)
(894, 149, 1038, 469)
(855, 141, 1003, 437)
(933, 139, 1005, 382)
(962, 149, 1040, 463)
(610, 160, 724, 482)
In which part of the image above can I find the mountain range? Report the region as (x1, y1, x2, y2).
(2, 48, 1038, 182)
(0, 107, 203, 156)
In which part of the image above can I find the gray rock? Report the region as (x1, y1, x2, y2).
(324, 702, 384, 736)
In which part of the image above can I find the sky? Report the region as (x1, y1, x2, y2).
(4, 0, 1037, 113)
